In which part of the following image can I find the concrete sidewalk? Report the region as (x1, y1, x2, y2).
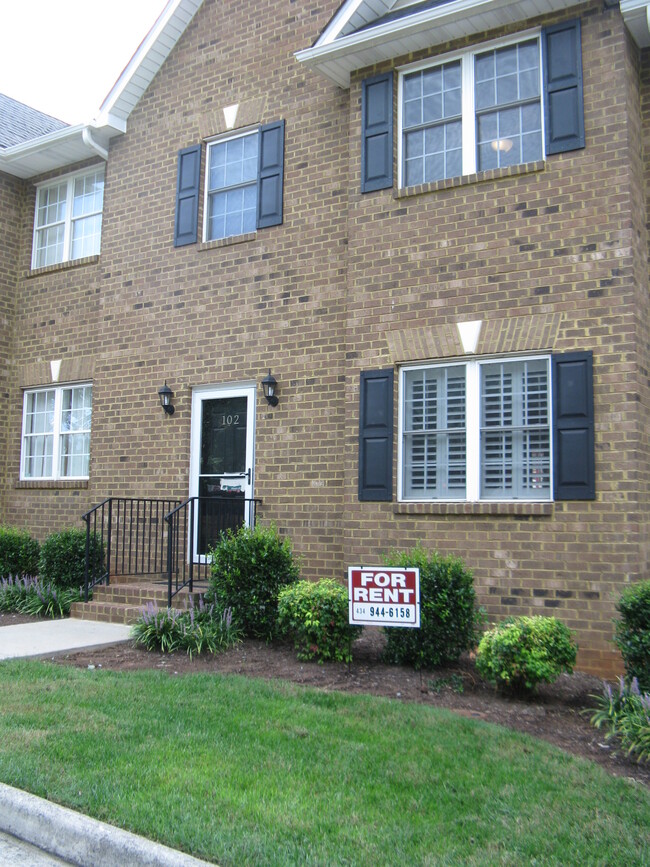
(0, 618, 132, 660)
(0, 783, 215, 866)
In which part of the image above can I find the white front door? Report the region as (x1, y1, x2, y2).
(190, 384, 256, 558)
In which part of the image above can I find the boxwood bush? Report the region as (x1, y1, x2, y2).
(382, 546, 480, 670)
(208, 523, 300, 640)
(476, 615, 577, 695)
(39, 528, 103, 590)
(0, 526, 40, 579)
(278, 578, 362, 663)
(614, 579, 650, 692)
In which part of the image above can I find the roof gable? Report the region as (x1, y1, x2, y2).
(297, 0, 581, 87)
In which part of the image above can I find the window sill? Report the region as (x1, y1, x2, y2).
(16, 479, 89, 490)
(394, 160, 545, 200)
(28, 255, 100, 278)
(199, 232, 257, 252)
(394, 501, 553, 516)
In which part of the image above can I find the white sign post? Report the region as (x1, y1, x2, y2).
(348, 567, 420, 627)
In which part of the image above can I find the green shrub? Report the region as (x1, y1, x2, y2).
(381, 546, 480, 670)
(476, 616, 577, 695)
(590, 676, 650, 764)
(132, 599, 242, 658)
(0, 527, 40, 579)
(614, 580, 650, 692)
(277, 579, 362, 663)
(208, 523, 300, 640)
(39, 528, 103, 590)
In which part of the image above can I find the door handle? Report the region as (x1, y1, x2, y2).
(220, 469, 251, 484)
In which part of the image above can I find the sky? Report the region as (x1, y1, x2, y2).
(0, 0, 168, 125)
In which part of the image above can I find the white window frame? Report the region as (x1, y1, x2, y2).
(20, 383, 92, 481)
(398, 355, 552, 503)
(397, 28, 545, 188)
(203, 126, 260, 242)
(31, 167, 104, 269)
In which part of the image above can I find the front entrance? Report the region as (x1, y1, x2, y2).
(190, 384, 256, 558)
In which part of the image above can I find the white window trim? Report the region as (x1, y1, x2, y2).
(31, 167, 104, 269)
(20, 382, 92, 481)
(202, 125, 260, 243)
(397, 27, 545, 188)
(397, 354, 553, 503)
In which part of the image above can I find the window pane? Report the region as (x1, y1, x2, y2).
(207, 133, 259, 239)
(403, 367, 466, 499)
(34, 224, 65, 268)
(480, 359, 550, 499)
(60, 432, 90, 477)
(23, 386, 91, 480)
(72, 171, 104, 217)
(71, 214, 102, 259)
(36, 183, 67, 228)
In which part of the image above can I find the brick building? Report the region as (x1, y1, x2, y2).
(0, 0, 649, 674)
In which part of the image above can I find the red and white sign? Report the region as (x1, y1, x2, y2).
(348, 567, 420, 627)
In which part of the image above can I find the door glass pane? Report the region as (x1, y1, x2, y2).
(200, 397, 247, 476)
(198, 396, 248, 553)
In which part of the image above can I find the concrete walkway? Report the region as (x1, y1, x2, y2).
(0, 618, 132, 660)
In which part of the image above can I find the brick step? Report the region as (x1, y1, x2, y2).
(71, 579, 210, 624)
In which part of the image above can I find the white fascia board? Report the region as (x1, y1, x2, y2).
(621, 0, 650, 47)
(319, 0, 390, 46)
(296, 0, 570, 86)
(93, 0, 204, 127)
(0, 122, 123, 179)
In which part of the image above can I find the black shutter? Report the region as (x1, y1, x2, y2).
(361, 72, 393, 193)
(359, 369, 394, 501)
(257, 120, 285, 229)
(174, 144, 201, 247)
(542, 19, 585, 155)
(553, 351, 595, 500)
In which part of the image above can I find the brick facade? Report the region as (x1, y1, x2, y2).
(1, 0, 648, 675)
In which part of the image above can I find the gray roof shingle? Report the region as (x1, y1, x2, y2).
(0, 93, 68, 149)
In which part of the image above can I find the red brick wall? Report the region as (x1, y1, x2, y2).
(1, 0, 647, 675)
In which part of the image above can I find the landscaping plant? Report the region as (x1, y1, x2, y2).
(39, 528, 104, 590)
(590, 676, 650, 764)
(208, 523, 299, 640)
(476, 615, 577, 695)
(0, 576, 82, 618)
(277, 578, 362, 663)
(614, 579, 650, 692)
(132, 598, 242, 658)
(0, 526, 40, 579)
(381, 546, 480, 669)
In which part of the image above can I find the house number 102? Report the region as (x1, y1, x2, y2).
(221, 414, 240, 426)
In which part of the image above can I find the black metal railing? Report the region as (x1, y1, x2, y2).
(165, 495, 259, 606)
(82, 497, 182, 601)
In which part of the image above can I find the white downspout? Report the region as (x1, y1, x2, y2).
(82, 127, 108, 161)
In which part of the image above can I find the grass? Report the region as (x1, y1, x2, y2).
(0, 661, 648, 866)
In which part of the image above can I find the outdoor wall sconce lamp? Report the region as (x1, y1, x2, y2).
(262, 370, 279, 407)
(158, 381, 175, 415)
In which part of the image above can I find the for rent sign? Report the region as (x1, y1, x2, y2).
(348, 567, 420, 627)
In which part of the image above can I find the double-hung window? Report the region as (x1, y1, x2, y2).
(21, 384, 92, 480)
(205, 130, 259, 241)
(400, 33, 543, 187)
(400, 357, 551, 501)
(32, 169, 104, 268)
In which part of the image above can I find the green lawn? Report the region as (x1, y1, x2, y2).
(0, 660, 648, 866)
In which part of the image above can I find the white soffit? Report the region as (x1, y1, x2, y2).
(0, 0, 203, 179)
(296, 0, 579, 88)
(621, 0, 650, 47)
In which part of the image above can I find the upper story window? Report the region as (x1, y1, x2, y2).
(21, 384, 92, 480)
(32, 168, 104, 269)
(205, 131, 259, 241)
(399, 357, 551, 502)
(399, 33, 543, 187)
